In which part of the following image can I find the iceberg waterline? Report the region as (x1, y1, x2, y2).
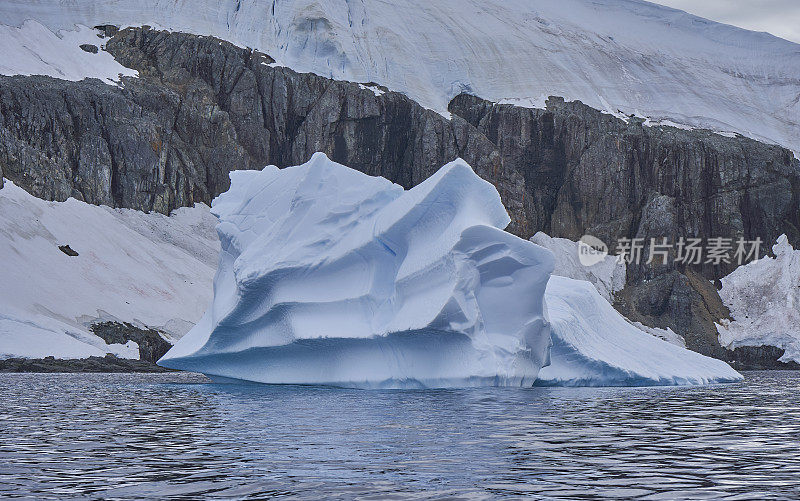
(158, 153, 742, 387)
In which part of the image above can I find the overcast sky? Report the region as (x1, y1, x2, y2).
(651, 0, 800, 43)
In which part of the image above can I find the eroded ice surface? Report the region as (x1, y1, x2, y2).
(530, 232, 626, 303)
(539, 277, 743, 386)
(159, 153, 555, 387)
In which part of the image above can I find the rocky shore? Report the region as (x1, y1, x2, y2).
(0, 355, 169, 373)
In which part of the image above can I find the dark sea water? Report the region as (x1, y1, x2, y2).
(1, 371, 799, 500)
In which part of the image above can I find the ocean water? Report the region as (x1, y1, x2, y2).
(1, 371, 798, 500)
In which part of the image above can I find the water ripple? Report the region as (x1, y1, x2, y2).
(1, 372, 799, 499)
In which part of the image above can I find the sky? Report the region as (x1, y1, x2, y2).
(651, 0, 800, 44)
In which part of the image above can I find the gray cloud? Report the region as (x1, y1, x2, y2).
(651, 0, 800, 43)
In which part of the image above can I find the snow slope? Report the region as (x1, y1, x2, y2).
(539, 277, 742, 386)
(717, 236, 800, 364)
(159, 153, 556, 387)
(0, 0, 798, 153)
(0, 20, 137, 83)
(0, 180, 218, 359)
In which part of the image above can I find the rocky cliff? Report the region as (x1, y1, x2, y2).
(446, 93, 800, 362)
(1, 27, 798, 365)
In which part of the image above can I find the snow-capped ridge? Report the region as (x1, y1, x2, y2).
(0, 20, 137, 84)
(0, 0, 797, 152)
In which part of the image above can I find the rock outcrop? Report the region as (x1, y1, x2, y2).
(1, 26, 798, 364)
(0, 27, 528, 232)
(90, 321, 173, 364)
(448, 94, 800, 279)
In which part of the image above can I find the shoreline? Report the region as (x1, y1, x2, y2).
(1, 357, 798, 374)
(0, 355, 171, 373)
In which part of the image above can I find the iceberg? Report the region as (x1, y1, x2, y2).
(159, 153, 555, 387)
(159, 153, 742, 387)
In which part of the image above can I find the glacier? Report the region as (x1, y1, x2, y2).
(159, 154, 742, 387)
(0, 0, 798, 155)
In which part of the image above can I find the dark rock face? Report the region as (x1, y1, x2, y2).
(1, 26, 798, 362)
(58, 244, 79, 256)
(90, 321, 172, 364)
(447, 94, 800, 279)
(726, 346, 800, 371)
(93, 25, 119, 38)
(0, 27, 528, 232)
(614, 270, 732, 359)
(79, 44, 99, 54)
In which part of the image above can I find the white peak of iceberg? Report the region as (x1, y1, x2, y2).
(159, 153, 555, 387)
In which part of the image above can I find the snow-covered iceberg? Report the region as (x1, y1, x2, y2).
(539, 277, 742, 386)
(159, 154, 742, 387)
(158, 153, 555, 387)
